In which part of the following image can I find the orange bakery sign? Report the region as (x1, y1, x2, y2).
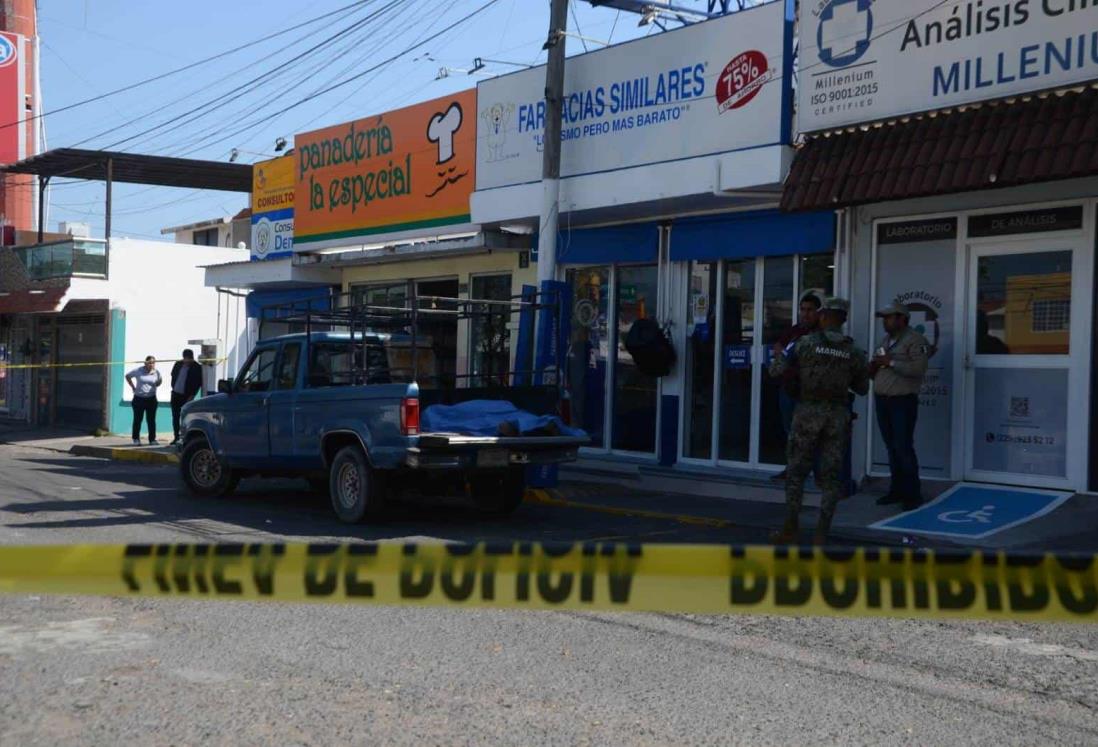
(294, 89, 476, 247)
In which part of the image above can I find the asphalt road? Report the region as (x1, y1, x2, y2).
(1, 443, 1097, 745)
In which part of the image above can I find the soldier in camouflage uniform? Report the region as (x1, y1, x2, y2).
(768, 297, 869, 544)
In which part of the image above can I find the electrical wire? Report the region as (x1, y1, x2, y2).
(171, 0, 503, 159)
(0, 0, 383, 133)
(91, 0, 407, 152)
(156, 0, 427, 157)
(53, 0, 373, 149)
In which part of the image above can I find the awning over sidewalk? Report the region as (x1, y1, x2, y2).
(781, 86, 1098, 212)
(0, 288, 67, 314)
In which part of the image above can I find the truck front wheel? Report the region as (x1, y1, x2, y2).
(470, 468, 526, 516)
(329, 445, 384, 523)
(180, 439, 239, 498)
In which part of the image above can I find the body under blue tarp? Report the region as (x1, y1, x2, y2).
(421, 400, 586, 438)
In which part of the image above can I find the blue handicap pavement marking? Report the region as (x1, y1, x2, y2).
(870, 484, 1073, 540)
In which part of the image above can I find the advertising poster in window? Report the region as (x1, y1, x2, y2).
(872, 219, 957, 477)
(971, 368, 1068, 477)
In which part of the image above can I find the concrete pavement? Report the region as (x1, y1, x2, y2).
(3, 424, 1094, 550)
(1, 443, 1097, 745)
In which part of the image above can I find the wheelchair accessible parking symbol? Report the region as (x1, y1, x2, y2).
(871, 484, 1073, 540)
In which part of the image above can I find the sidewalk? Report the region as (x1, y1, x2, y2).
(533, 475, 1096, 551)
(0, 424, 179, 465)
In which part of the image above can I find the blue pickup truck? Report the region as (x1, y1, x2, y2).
(177, 331, 585, 523)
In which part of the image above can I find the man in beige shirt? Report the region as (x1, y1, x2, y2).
(870, 303, 929, 510)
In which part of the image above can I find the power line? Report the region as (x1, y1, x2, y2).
(156, 0, 425, 157)
(1, 0, 384, 133)
(176, 0, 503, 157)
(54, 1, 371, 150)
(89, 0, 406, 152)
(202, 0, 450, 151)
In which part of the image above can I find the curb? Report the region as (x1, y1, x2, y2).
(70, 444, 179, 465)
(524, 487, 737, 529)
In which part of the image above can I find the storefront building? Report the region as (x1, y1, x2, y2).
(471, 1, 845, 482)
(2, 236, 243, 431)
(287, 90, 539, 389)
(787, 0, 1098, 493)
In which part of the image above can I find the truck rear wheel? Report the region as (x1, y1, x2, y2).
(329, 445, 384, 523)
(470, 468, 526, 516)
(180, 439, 239, 498)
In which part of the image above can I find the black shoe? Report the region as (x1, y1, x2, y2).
(876, 493, 902, 506)
(169, 438, 179, 446)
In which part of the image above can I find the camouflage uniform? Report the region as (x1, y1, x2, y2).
(770, 327, 869, 537)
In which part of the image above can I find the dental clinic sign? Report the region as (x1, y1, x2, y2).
(800, 0, 1098, 132)
(251, 155, 294, 261)
(476, 0, 791, 190)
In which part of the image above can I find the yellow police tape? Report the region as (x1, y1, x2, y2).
(0, 542, 1095, 622)
(0, 357, 225, 370)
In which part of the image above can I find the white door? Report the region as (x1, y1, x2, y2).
(963, 240, 1086, 489)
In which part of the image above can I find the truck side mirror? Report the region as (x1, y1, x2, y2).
(217, 379, 234, 394)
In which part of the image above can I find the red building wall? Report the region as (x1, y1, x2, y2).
(0, 0, 37, 234)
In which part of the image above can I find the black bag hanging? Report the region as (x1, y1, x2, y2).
(624, 317, 676, 377)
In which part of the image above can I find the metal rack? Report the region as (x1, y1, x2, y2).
(256, 286, 567, 390)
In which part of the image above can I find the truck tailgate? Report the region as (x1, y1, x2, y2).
(416, 433, 588, 449)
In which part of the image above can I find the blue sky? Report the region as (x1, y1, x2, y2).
(36, 0, 660, 241)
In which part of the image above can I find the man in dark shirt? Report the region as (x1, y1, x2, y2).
(769, 292, 822, 480)
(170, 349, 204, 445)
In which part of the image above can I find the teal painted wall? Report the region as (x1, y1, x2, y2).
(108, 309, 174, 438)
(108, 309, 127, 435)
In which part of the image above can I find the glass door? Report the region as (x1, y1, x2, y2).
(682, 254, 835, 470)
(964, 242, 1080, 488)
(612, 265, 660, 453)
(567, 266, 611, 449)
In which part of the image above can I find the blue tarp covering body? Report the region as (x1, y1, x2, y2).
(421, 400, 585, 438)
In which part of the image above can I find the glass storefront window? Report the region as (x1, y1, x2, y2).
(684, 253, 833, 468)
(758, 256, 795, 465)
(799, 253, 834, 302)
(567, 266, 611, 449)
(469, 274, 512, 388)
(416, 278, 459, 389)
(351, 282, 408, 309)
(976, 251, 1072, 355)
(613, 265, 659, 453)
(685, 262, 718, 459)
(719, 260, 755, 462)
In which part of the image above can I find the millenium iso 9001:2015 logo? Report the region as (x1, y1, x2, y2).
(814, 0, 874, 68)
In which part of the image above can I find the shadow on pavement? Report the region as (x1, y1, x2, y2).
(2, 454, 748, 545)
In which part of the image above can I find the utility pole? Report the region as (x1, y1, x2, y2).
(536, 0, 568, 289)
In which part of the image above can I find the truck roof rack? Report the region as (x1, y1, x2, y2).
(254, 285, 569, 390)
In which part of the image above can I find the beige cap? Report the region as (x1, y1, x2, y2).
(876, 302, 910, 317)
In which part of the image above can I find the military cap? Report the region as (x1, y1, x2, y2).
(821, 297, 850, 313)
(875, 302, 910, 317)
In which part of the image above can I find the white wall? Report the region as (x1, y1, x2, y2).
(470, 146, 790, 226)
(171, 224, 234, 247)
(97, 239, 248, 399)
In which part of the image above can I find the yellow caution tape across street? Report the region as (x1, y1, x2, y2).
(0, 542, 1095, 622)
(0, 358, 225, 370)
